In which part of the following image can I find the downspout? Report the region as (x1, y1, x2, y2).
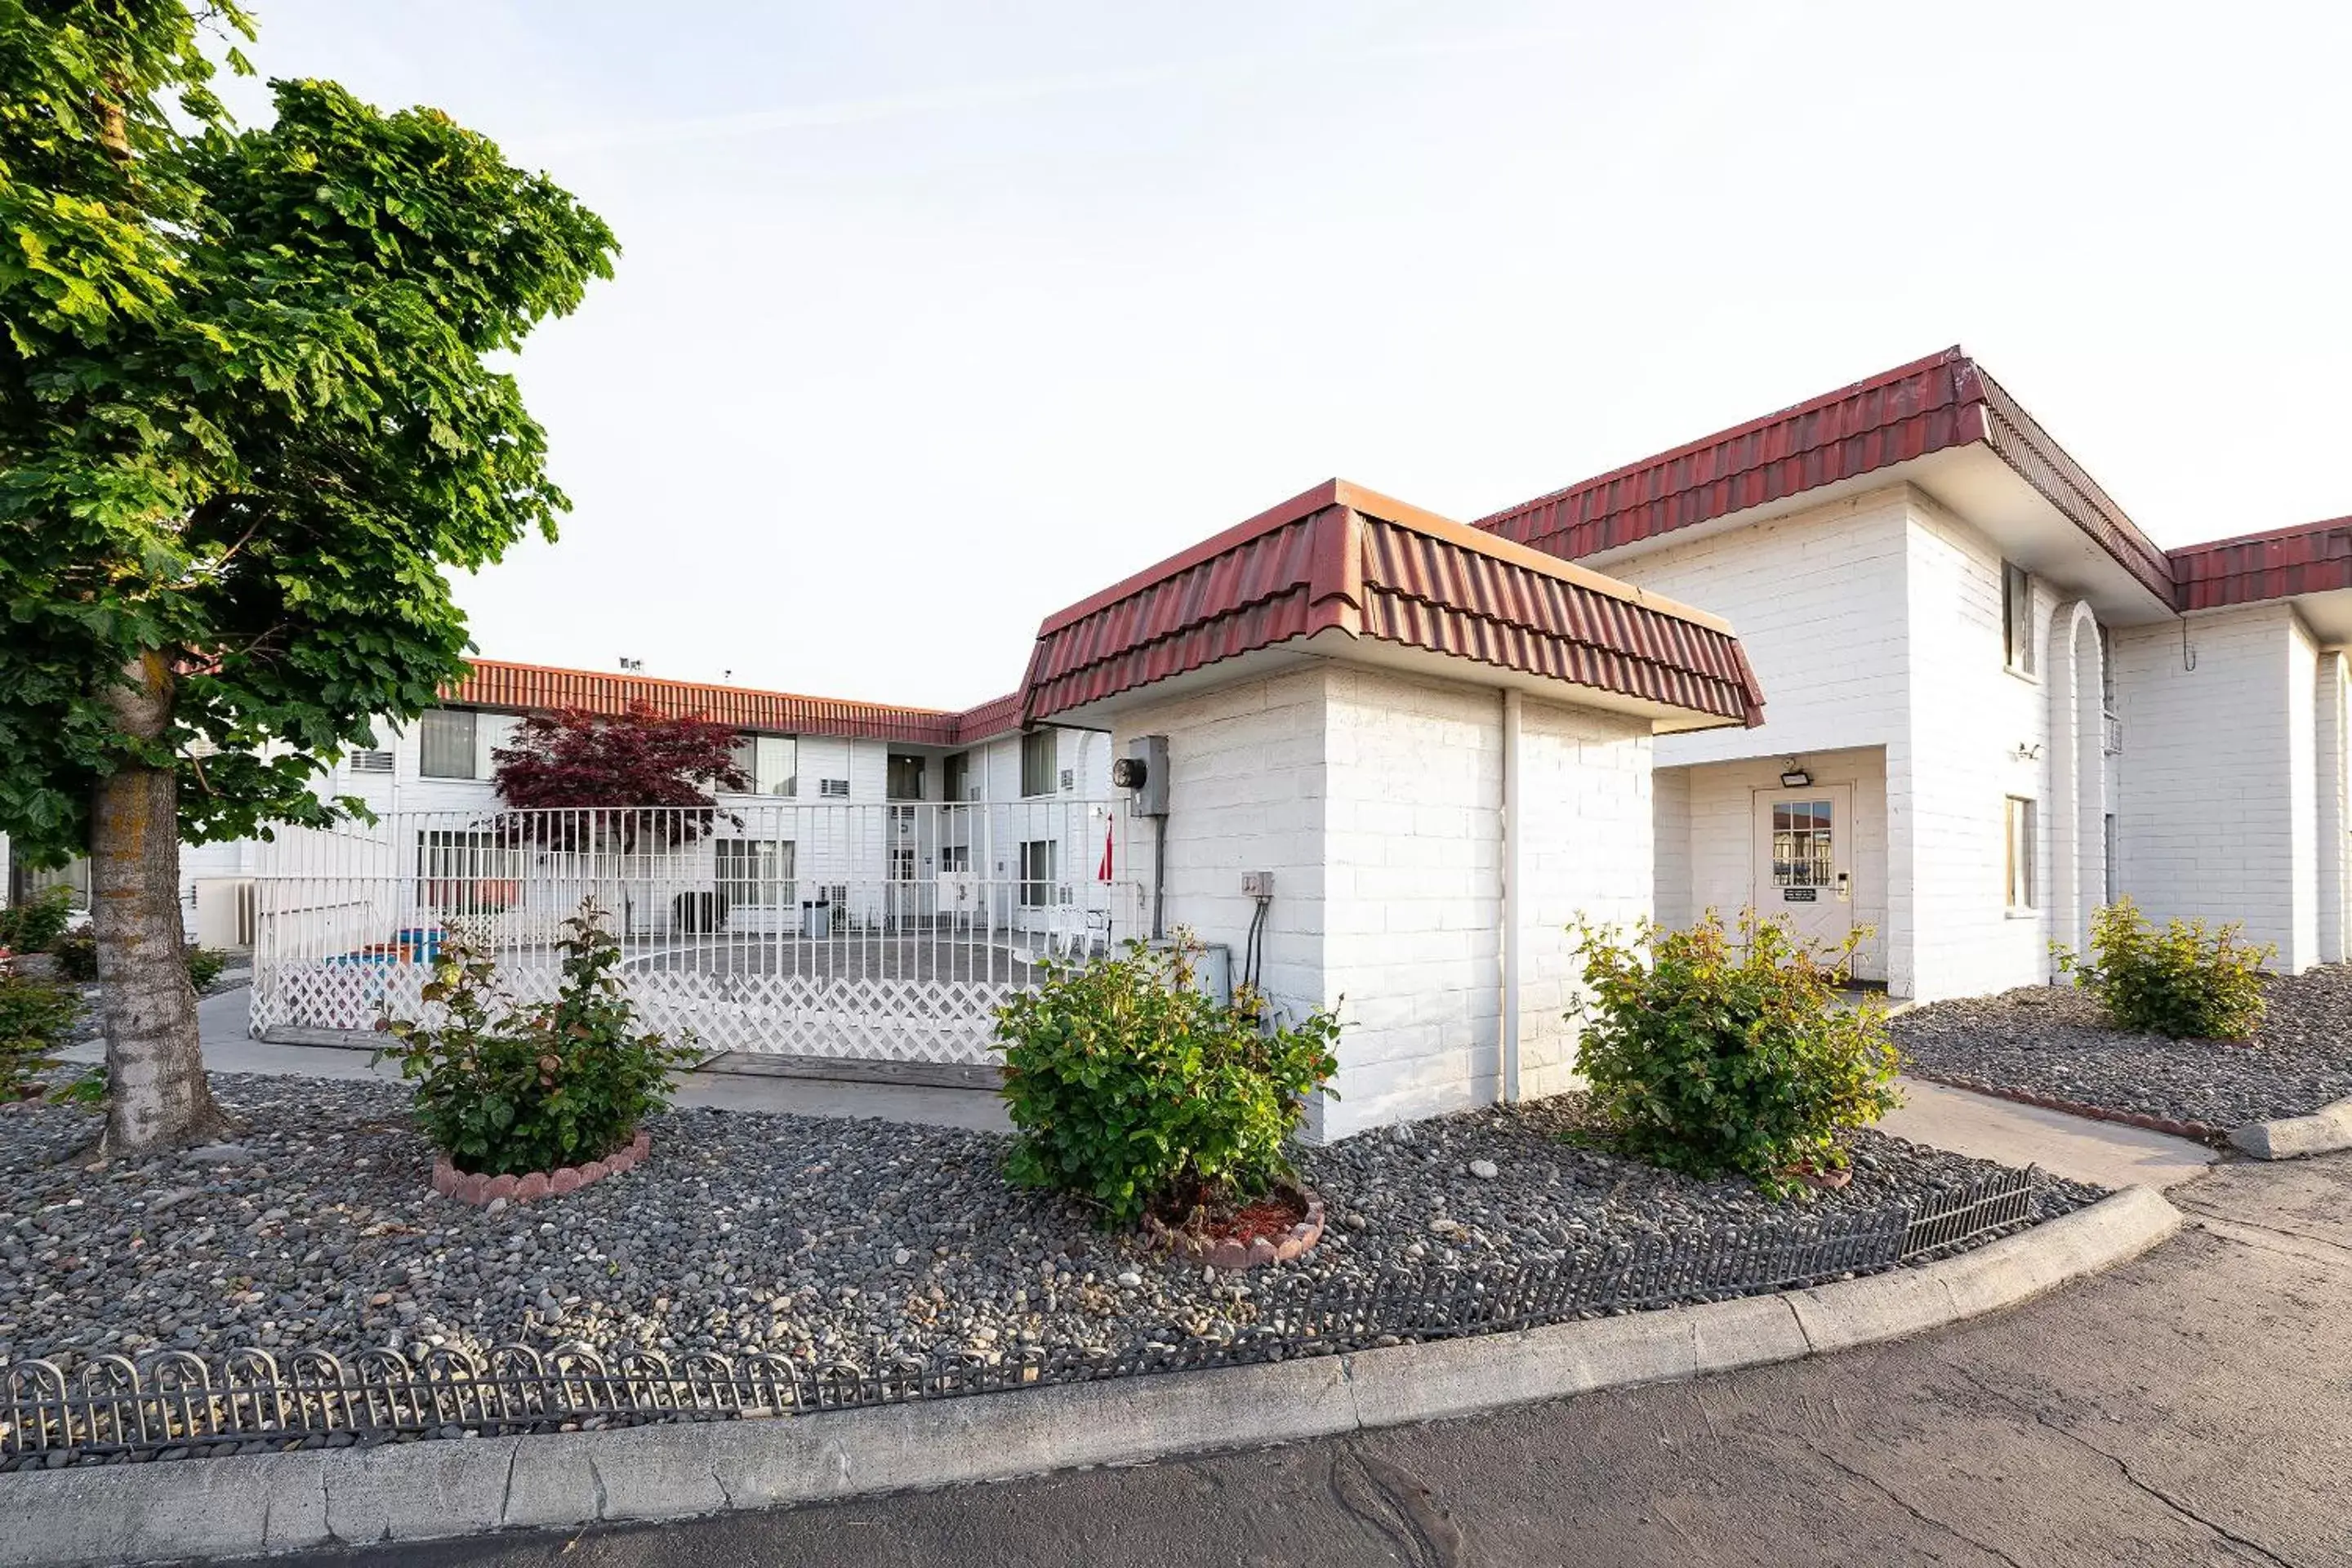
(1500, 687, 1523, 1104)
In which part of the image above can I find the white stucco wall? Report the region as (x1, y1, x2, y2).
(2109, 602, 2323, 970)
(1114, 662, 1654, 1139)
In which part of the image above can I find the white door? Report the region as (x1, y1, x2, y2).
(1753, 785, 1854, 952)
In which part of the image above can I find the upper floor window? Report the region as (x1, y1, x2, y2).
(942, 751, 972, 803)
(2002, 562, 2037, 677)
(1020, 730, 1057, 798)
(418, 708, 478, 779)
(730, 733, 797, 795)
(887, 753, 927, 801)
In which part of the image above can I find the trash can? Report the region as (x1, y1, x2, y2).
(802, 898, 832, 940)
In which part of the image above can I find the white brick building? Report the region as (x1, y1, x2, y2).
(1477, 347, 2352, 1001)
(15, 344, 2346, 1127)
(1018, 481, 1763, 1136)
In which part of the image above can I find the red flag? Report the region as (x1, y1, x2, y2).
(1097, 819, 1114, 880)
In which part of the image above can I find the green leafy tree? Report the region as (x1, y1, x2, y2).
(0, 2, 617, 1152)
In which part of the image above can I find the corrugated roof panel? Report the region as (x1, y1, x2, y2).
(2169, 518, 2352, 612)
(1018, 483, 1765, 728)
(1476, 347, 2179, 608)
(447, 661, 989, 747)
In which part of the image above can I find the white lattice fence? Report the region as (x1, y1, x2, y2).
(248, 801, 1139, 1067)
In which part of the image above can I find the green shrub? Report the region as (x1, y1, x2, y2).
(1568, 911, 1902, 1196)
(2055, 897, 2270, 1040)
(991, 938, 1341, 1229)
(0, 964, 83, 1099)
(50, 928, 96, 982)
(47, 933, 228, 991)
(376, 901, 696, 1178)
(184, 945, 229, 992)
(0, 887, 74, 954)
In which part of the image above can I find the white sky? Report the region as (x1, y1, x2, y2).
(218, 1, 2352, 710)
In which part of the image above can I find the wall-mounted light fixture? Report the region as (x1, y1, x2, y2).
(1779, 760, 1812, 788)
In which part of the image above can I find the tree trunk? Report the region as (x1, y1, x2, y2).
(92, 654, 231, 1154)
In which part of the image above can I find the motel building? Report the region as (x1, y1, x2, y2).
(6, 346, 2348, 1135)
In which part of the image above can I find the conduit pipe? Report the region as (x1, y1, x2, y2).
(1500, 687, 1524, 1103)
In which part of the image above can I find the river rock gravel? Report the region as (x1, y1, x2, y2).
(1, 1073, 2094, 1378)
(1893, 966, 2352, 1129)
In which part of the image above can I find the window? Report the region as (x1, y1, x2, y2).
(1769, 799, 1835, 888)
(1021, 730, 1056, 798)
(2104, 813, 2120, 905)
(1018, 839, 1060, 906)
(887, 753, 926, 801)
(714, 840, 795, 908)
(939, 844, 970, 873)
(942, 751, 972, 803)
(890, 847, 916, 882)
(2002, 562, 2036, 676)
(2096, 622, 2118, 715)
(728, 734, 798, 796)
(2005, 796, 2038, 911)
(419, 708, 478, 779)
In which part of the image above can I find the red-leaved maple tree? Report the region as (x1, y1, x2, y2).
(491, 704, 748, 848)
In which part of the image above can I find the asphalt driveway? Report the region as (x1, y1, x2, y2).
(272, 1148, 2352, 1568)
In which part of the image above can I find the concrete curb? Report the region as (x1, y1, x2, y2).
(0, 1187, 2182, 1567)
(2228, 1094, 2352, 1160)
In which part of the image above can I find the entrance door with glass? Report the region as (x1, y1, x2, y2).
(1752, 784, 1854, 951)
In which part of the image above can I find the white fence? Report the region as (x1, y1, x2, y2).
(250, 801, 1142, 1065)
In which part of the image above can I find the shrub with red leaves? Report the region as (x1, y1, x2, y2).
(491, 704, 748, 849)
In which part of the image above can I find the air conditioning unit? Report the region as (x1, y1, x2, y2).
(194, 878, 256, 949)
(349, 750, 394, 774)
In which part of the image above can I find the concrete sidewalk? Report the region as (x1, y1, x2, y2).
(61, 985, 1011, 1131)
(1881, 1074, 2218, 1191)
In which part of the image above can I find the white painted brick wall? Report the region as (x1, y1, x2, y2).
(1606, 490, 1913, 767)
(1112, 668, 1332, 1053)
(1507, 695, 1654, 1102)
(2111, 603, 2319, 969)
(1651, 768, 1692, 931)
(1664, 746, 1890, 983)
(1900, 500, 2060, 1000)
(1116, 663, 1655, 1138)
(2319, 652, 2348, 964)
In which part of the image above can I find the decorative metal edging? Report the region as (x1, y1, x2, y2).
(1, 1167, 2041, 1467)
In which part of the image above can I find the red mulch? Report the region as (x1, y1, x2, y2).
(1155, 1188, 1307, 1247)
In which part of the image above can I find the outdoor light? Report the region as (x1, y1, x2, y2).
(1780, 762, 1811, 787)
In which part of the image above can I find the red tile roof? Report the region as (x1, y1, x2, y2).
(446, 661, 1027, 746)
(1018, 480, 1764, 729)
(2169, 518, 2352, 612)
(1475, 346, 2178, 606)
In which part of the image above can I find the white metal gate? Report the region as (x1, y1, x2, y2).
(248, 801, 1140, 1066)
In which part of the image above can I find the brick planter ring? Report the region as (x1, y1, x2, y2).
(430, 1129, 651, 1206)
(1147, 1189, 1325, 1272)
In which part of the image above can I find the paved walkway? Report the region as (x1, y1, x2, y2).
(284, 1151, 2351, 1568)
(61, 986, 1012, 1132)
(1881, 1075, 2220, 1190)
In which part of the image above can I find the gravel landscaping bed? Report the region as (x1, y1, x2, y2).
(1, 1073, 2096, 1390)
(1894, 966, 2352, 1130)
